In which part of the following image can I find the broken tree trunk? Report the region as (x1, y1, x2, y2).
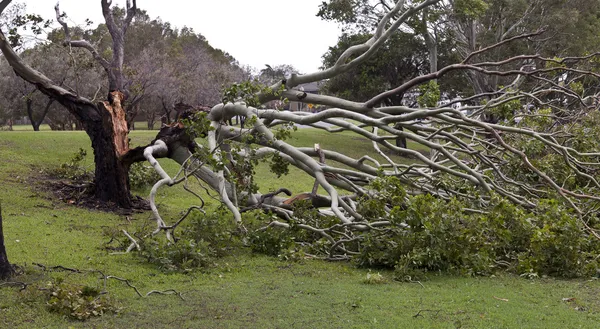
(89, 91, 133, 208)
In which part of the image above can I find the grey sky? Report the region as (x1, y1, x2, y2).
(18, 0, 342, 73)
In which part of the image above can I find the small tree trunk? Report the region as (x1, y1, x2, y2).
(147, 115, 156, 130)
(26, 98, 37, 131)
(161, 99, 172, 124)
(0, 204, 14, 280)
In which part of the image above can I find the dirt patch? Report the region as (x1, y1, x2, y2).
(32, 170, 149, 215)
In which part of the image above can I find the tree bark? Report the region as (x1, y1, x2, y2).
(87, 92, 133, 208)
(0, 204, 14, 280)
(25, 98, 39, 131)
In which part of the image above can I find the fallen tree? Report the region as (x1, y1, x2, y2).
(2, 1, 600, 275)
(132, 3, 600, 263)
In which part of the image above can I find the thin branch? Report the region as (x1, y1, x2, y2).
(55, 3, 110, 70)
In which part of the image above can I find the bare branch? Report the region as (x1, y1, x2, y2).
(123, 0, 137, 34)
(0, 0, 11, 15)
(54, 2, 110, 70)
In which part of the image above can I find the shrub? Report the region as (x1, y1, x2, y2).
(50, 148, 92, 181)
(354, 191, 600, 279)
(138, 206, 242, 272)
(128, 162, 160, 189)
(139, 237, 215, 271)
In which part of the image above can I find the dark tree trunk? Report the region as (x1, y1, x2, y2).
(54, 91, 134, 208)
(126, 103, 139, 131)
(86, 92, 133, 208)
(161, 99, 172, 125)
(385, 98, 407, 149)
(0, 204, 14, 280)
(394, 123, 407, 149)
(25, 98, 39, 131)
(25, 96, 53, 132)
(147, 114, 156, 130)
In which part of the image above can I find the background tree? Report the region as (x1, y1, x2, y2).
(448, 0, 600, 100)
(319, 0, 600, 100)
(258, 64, 300, 85)
(0, 44, 86, 131)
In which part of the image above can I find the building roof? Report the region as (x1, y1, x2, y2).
(296, 82, 320, 93)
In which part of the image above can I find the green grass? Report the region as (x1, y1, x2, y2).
(4, 122, 154, 131)
(0, 130, 599, 328)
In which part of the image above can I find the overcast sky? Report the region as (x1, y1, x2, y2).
(18, 0, 342, 73)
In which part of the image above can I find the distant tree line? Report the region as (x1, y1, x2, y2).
(0, 5, 249, 130)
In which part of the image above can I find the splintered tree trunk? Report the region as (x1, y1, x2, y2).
(87, 92, 133, 208)
(0, 204, 14, 280)
(0, 0, 138, 209)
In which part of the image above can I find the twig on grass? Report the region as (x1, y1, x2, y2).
(0, 281, 29, 291)
(32, 262, 184, 300)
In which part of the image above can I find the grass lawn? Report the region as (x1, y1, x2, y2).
(0, 129, 599, 328)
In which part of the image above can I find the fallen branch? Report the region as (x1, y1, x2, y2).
(32, 263, 184, 300)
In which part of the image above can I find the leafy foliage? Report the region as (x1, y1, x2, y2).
(355, 183, 600, 279)
(246, 211, 296, 258)
(222, 80, 286, 108)
(322, 32, 444, 105)
(128, 162, 160, 189)
(49, 148, 92, 181)
(44, 280, 120, 321)
(138, 207, 241, 272)
(417, 80, 441, 108)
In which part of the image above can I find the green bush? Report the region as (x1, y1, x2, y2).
(128, 162, 160, 189)
(248, 224, 295, 257)
(139, 237, 215, 271)
(244, 210, 296, 257)
(354, 190, 600, 279)
(50, 148, 92, 181)
(138, 207, 242, 272)
(518, 200, 598, 278)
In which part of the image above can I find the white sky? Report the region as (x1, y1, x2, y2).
(18, 0, 342, 73)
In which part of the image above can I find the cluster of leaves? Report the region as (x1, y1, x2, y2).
(485, 91, 523, 120)
(417, 80, 441, 108)
(269, 152, 290, 178)
(453, 0, 489, 19)
(128, 162, 161, 189)
(137, 207, 242, 272)
(355, 178, 599, 279)
(245, 201, 340, 261)
(44, 279, 120, 321)
(245, 211, 297, 259)
(183, 111, 213, 139)
(49, 148, 92, 181)
(504, 108, 600, 192)
(6, 13, 51, 47)
(222, 80, 286, 108)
